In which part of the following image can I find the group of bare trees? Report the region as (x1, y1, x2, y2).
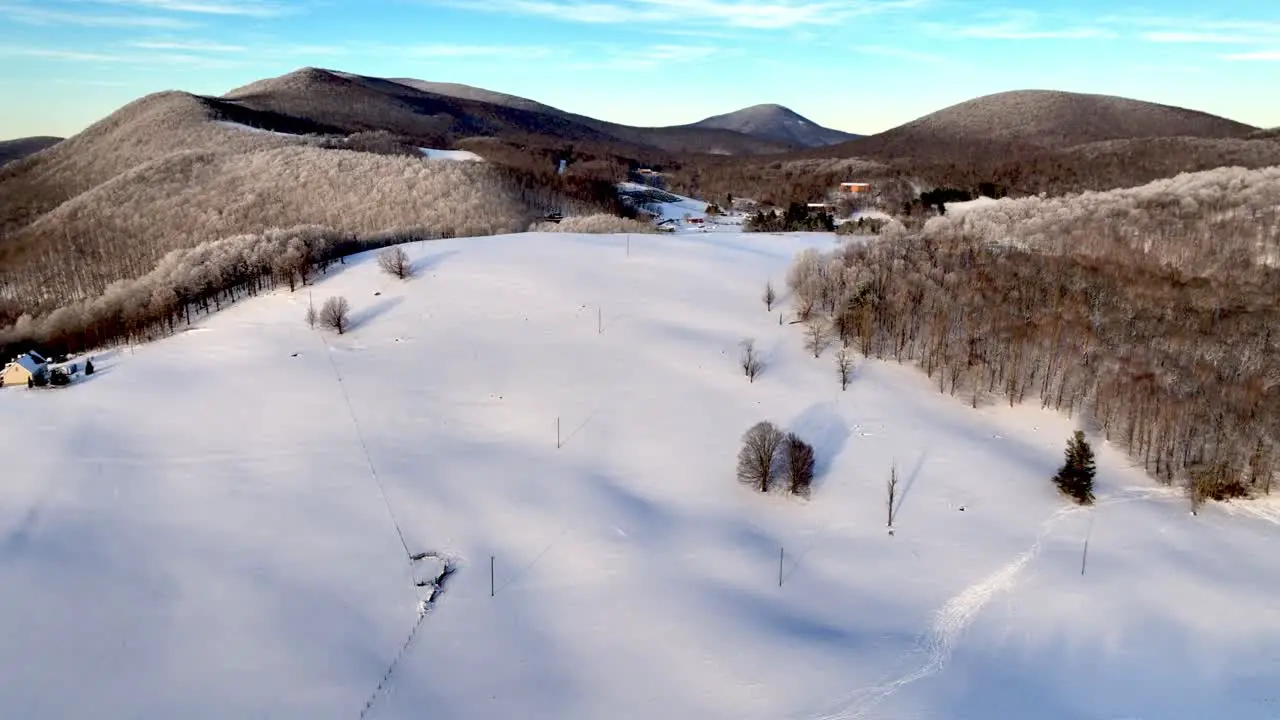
(922, 165, 1280, 274)
(740, 339, 763, 382)
(529, 214, 654, 234)
(737, 421, 815, 497)
(779, 167, 1279, 504)
(0, 225, 411, 361)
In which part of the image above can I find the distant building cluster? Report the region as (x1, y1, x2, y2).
(1, 350, 90, 388)
(1, 351, 48, 387)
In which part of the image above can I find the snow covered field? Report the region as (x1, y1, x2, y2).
(213, 122, 483, 163)
(2, 231, 1279, 720)
(418, 147, 483, 162)
(214, 119, 306, 138)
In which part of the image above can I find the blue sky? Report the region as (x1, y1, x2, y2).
(1, 0, 1278, 139)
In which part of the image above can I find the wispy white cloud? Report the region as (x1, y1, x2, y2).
(948, 22, 1115, 40)
(432, 0, 926, 30)
(0, 46, 129, 62)
(926, 8, 1117, 41)
(72, 0, 291, 17)
(52, 77, 132, 86)
(640, 44, 722, 62)
(562, 42, 727, 70)
(0, 43, 247, 67)
(1142, 31, 1257, 44)
(0, 3, 196, 28)
(399, 43, 554, 60)
(267, 43, 349, 57)
(128, 39, 247, 51)
(1127, 62, 1207, 75)
(1108, 15, 1280, 46)
(1224, 49, 1280, 61)
(854, 43, 948, 64)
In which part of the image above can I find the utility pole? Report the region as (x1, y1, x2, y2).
(1081, 513, 1095, 576)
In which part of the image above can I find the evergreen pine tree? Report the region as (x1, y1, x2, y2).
(1053, 430, 1096, 504)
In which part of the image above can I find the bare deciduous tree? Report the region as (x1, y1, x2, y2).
(785, 433, 816, 497)
(763, 280, 777, 311)
(320, 296, 351, 335)
(740, 338, 762, 382)
(377, 246, 412, 280)
(836, 348, 853, 390)
(737, 421, 785, 493)
(305, 299, 317, 330)
(887, 464, 899, 527)
(804, 319, 828, 358)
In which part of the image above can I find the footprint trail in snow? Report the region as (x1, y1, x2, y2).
(810, 489, 1173, 720)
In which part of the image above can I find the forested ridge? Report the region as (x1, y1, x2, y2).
(787, 166, 1280, 501)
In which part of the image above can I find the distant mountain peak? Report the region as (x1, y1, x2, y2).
(688, 104, 859, 148)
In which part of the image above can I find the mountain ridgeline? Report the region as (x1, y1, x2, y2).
(688, 104, 859, 148)
(2, 66, 1276, 353)
(0, 137, 63, 168)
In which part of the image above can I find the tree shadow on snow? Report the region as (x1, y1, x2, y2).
(788, 402, 850, 489)
(893, 451, 929, 524)
(410, 249, 459, 277)
(349, 296, 404, 331)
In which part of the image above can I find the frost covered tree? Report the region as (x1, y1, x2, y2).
(805, 319, 828, 358)
(784, 433, 816, 497)
(763, 280, 776, 311)
(377, 246, 411, 280)
(1054, 431, 1096, 505)
(738, 421, 785, 493)
(320, 296, 351, 335)
(836, 348, 853, 390)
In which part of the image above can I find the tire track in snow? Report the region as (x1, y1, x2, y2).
(811, 489, 1171, 720)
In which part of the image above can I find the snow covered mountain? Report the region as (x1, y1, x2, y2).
(2, 230, 1278, 719)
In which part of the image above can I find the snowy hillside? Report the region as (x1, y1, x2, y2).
(419, 147, 483, 162)
(618, 181, 711, 223)
(616, 183, 750, 231)
(2, 231, 1279, 720)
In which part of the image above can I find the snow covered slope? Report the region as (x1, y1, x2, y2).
(618, 181, 710, 224)
(214, 120, 305, 138)
(419, 147, 483, 162)
(2, 231, 1278, 720)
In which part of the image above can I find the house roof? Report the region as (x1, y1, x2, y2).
(5, 353, 47, 375)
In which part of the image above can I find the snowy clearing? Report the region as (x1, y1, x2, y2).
(618, 182, 711, 224)
(418, 147, 484, 162)
(2, 231, 1279, 720)
(942, 195, 1000, 214)
(214, 120, 302, 138)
